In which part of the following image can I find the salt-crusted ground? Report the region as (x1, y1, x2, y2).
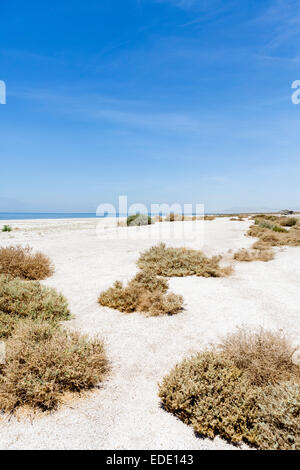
(0, 217, 299, 450)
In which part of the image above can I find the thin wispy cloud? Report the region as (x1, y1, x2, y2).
(254, 0, 300, 53)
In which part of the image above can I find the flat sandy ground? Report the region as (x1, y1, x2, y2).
(0, 217, 299, 450)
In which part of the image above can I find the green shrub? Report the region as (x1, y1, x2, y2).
(127, 214, 153, 226)
(0, 275, 70, 339)
(159, 329, 300, 449)
(0, 319, 108, 412)
(159, 352, 259, 443)
(1, 225, 12, 232)
(273, 225, 288, 233)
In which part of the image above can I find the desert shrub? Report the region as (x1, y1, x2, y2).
(159, 330, 300, 449)
(127, 214, 152, 226)
(233, 248, 274, 262)
(0, 245, 54, 279)
(0, 319, 108, 412)
(273, 225, 288, 233)
(218, 328, 299, 386)
(248, 221, 300, 247)
(1, 225, 12, 232)
(252, 381, 300, 450)
(251, 240, 272, 250)
(130, 269, 168, 293)
(280, 217, 297, 227)
(204, 215, 216, 221)
(98, 269, 183, 316)
(137, 290, 184, 316)
(0, 275, 70, 339)
(137, 243, 231, 278)
(159, 352, 259, 444)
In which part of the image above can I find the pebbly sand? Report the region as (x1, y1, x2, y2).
(0, 217, 299, 450)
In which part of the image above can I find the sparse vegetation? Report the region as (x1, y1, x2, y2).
(248, 216, 300, 247)
(204, 215, 216, 221)
(137, 243, 232, 277)
(280, 217, 297, 227)
(0, 245, 54, 279)
(1, 225, 12, 232)
(99, 269, 183, 316)
(233, 248, 274, 262)
(0, 275, 70, 339)
(159, 328, 300, 450)
(0, 319, 108, 412)
(127, 214, 153, 226)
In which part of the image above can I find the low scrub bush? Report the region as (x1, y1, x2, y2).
(248, 219, 300, 247)
(233, 248, 274, 262)
(204, 215, 216, 221)
(273, 225, 288, 233)
(0, 245, 54, 279)
(0, 319, 108, 412)
(127, 214, 153, 226)
(1, 225, 12, 232)
(159, 328, 300, 450)
(0, 275, 70, 339)
(98, 269, 183, 316)
(218, 327, 299, 386)
(137, 243, 232, 278)
(280, 217, 297, 227)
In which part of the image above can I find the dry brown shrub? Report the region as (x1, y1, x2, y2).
(164, 213, 193, 222)
(137, 243, 232, 278)
(248, 222, 300, 247)
(0, 275, 70, 339)
(98, 269, 183, 316)
(138, 290, 184, 316)
(0, 245, 54, 280)
(164, 213, 183, 222)
(251, 240, 272, 250)
(0, 320, 108, 412)
(159, 329, 300, 449)
(204, 215, 215, 221)
(219, 327, 299, 386)
(233, 248, 274, 262)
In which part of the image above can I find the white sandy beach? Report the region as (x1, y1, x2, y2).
(0, 217, 299, 450)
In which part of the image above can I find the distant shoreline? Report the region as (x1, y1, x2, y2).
(0, 211, 295, 221)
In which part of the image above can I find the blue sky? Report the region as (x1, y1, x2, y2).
(1, 0, 300, 212)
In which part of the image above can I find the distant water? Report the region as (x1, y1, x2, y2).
(0, 212, 111, 220)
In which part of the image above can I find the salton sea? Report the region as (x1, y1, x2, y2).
(0, 212, 107, 220)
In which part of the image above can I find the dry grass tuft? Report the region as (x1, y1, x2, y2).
(204, 215, 216, 221)
(159, 328, 300, 449)
(0, 245, 54, 280)
(0, 319, 108, 412)
(0, 275, 70, 339)
(233, 248, 274, 262)
(137, 243, 232, 278)
(99, 269, 183, 316)
(218, 327, 299, 386)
